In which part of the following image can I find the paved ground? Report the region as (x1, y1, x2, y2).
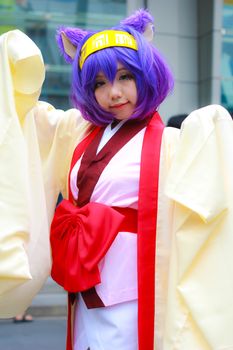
(0, 317, 66, 350)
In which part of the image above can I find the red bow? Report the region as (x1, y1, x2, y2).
(50, 199, 125, 292)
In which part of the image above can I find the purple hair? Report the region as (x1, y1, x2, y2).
(71, 25, 174, 126)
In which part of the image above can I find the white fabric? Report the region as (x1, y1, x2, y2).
(70, 127, 145, 208)
(71, 125, 147, 349)
(71, 124, 180, 350)
(96, 120, 125, 153)
(71, 128, 147, 307)
(74, 296, 138, 350)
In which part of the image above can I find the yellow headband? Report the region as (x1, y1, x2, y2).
(79, 30, 138, 69)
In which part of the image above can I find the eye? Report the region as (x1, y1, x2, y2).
(119, 72, 134, 81)
(94, 80, 106, 90)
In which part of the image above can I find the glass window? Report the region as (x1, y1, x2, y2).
(0, 0, 126, 110)
(221, 0, 233, 114)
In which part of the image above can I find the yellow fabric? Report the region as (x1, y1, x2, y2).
(79, 30, 138, 68)
(159, 105, 233, 349)
(154, 126, 180, 350)
(0, 29, 91, 317)
(0, 29, 44, 298)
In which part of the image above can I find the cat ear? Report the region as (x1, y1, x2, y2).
(120, 8, 154, 42)
(142, 22, 154, 42)
(56, 26, 89, 63)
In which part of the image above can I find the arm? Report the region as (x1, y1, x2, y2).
(0, 30, 91, 318)
(0, 29, 46, 316)
(2, 29, 45, 123)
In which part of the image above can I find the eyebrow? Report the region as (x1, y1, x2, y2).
(96, 74, 105, 79)
(96, 67, 128, 79)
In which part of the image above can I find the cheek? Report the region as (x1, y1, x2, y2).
(133, 90, 138, 104)
(94, 90, 106, 108)
(94, 91, 102, 106)
(131, 82, 138, 104)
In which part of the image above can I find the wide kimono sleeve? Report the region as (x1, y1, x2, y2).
(0, 29, 90, 317)
(154, 125, 180, 350)
(163, 105, 233, 350)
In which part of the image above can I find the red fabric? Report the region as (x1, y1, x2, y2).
(137, 112, 164, 350)
(80, 206, 138, 309)
(76, 118, 150, 207)
(67, 294, 74, 350)
(50, 199, 127, 292)
(68, 126, 102, 203)
(57, 113, 163, 350)
(57, 126, 102, 350)
(70, 119, 148, 309)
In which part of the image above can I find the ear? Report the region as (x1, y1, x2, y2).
(60, 32, 77, 61)
(120, 9, 154, 42)
(56, 26, 89, 63)
(142, 22, 154, 42)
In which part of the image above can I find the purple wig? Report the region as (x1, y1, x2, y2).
(71, 26, 174, 126)
(59, 10, 174, 126)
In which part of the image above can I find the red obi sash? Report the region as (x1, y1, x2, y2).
(51, 201, 137, 292)
(51, 117, 148, 296)
(50, 112, 164, 350)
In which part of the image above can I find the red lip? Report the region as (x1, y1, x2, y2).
(110, 102, 129, 109)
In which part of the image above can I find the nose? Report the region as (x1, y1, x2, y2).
(109, 81, 122, 100)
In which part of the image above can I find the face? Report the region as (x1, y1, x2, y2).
(94, 63, 137, 121)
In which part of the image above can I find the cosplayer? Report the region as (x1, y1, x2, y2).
(1, 8, 233, 350)
(50, 9, 173, 350)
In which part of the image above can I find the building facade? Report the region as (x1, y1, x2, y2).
(0, 0, 231, 122)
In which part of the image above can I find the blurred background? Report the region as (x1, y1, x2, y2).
(0, 0, 232, 122)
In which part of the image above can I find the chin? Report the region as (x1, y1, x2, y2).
(115, 115, 131, 121)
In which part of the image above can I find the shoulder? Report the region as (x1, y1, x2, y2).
(182, 104, 232, 129)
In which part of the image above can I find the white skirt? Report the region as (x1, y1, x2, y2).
(73, 295, 138, 350)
